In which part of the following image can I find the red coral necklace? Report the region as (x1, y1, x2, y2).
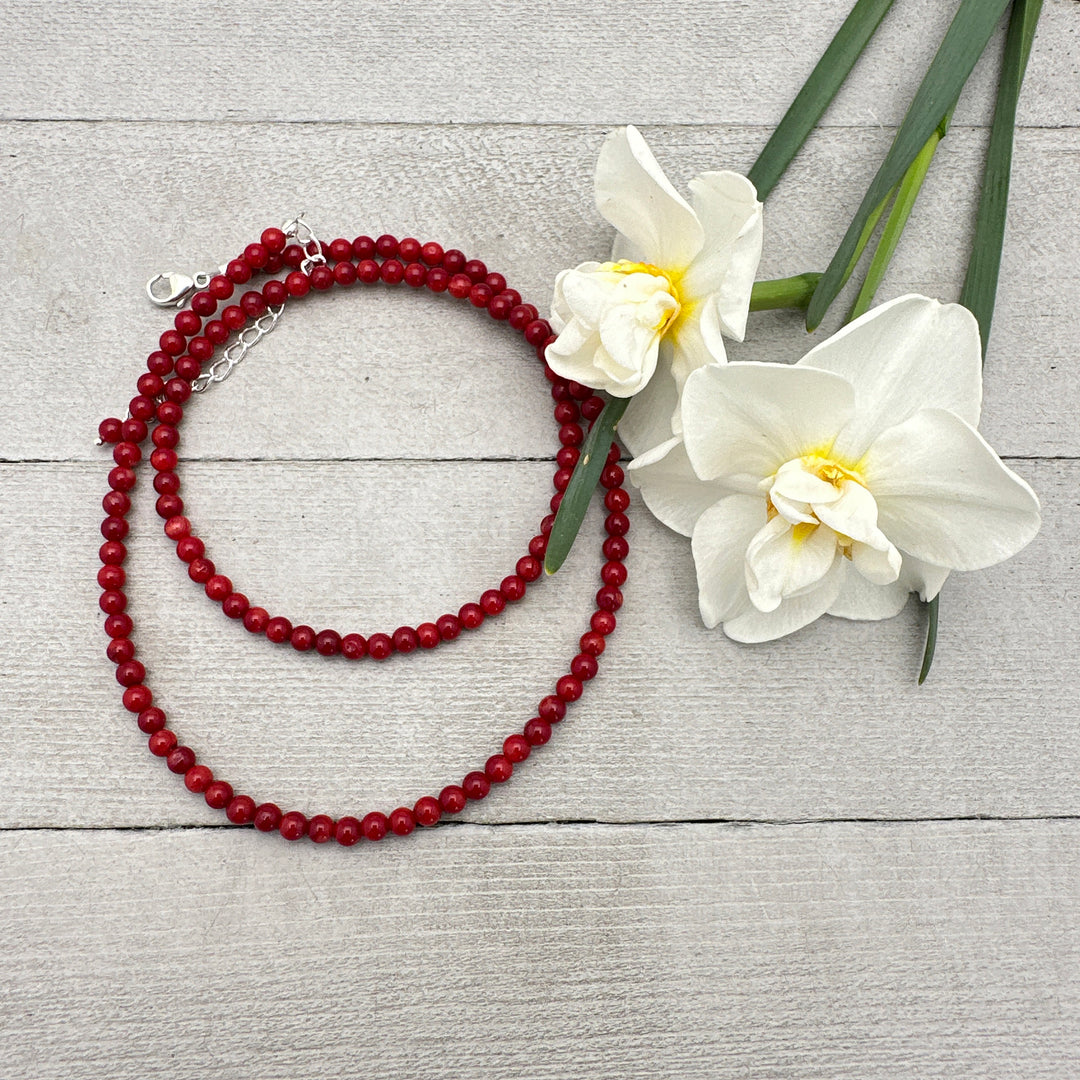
(97, 217, 629, 846)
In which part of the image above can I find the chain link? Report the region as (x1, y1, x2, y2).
(191, 214, 322, 394)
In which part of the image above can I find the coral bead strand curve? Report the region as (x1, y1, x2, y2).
(98, 224, 630, 845)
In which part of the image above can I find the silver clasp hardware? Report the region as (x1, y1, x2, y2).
(145, 267, 223, 308)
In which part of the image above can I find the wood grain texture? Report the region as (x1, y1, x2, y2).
(1, 457, 1073, 828)
(1, 0, 1077, 127)
(1, 123, 1077, 461)
(2, 822, 1078, 1080)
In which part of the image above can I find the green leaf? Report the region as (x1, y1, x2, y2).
(748, 0, 896, 201)
(807, 0, 1012, 330)
(544, 396, 629, 576)
(919, 0, 1043, 684)
(848, 109, 954, 323)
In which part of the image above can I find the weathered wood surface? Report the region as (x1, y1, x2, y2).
(3, 822, 1079, 1080)
(1, 0, 1078, 1076)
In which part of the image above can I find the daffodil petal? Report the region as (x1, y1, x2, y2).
(669, 296, 727, 396)
(827, 571, 910, 621)
(849, 538, 902, 585)
(682, 170, 763, 341)
(898, 554, 950, 601)
(865, 408, 1041, 570)
(770, 491, 816, 525)
(545, 321, 605, 388)
(682, 362, 856, 490)
(690, 495, 765, 628)
(723, 557, 847, 643)
(617, 357, 680, 457)
(594, 126, 704, 270)
(745, 518, 840, 612)
(771, 459, 841, 504)
(597, 303, 663, 383)
(812, 478, 882, 547)
(559, 266, 620, 325)
(628, 436, 729, 537)
(798, 295, 983, 461)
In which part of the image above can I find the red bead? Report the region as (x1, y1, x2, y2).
(580, 630, 607, 656)
(591, 610, 617, 636)
(154, 470, 180, 495)
(261, 227, 287, 254)
(461, 259, 486, 283)
(279, 811, 308, 841)
(426, 267, 449, 292)
(333, 260, 357, 286)
(524, 718, 552, 746)
(442, 249, 466, 274)
(266, 616, 292, 644)
(439, 785, 467, 815)
(503, 733, 531, 763)
(222, 304, 247, 329)
(603, 536, 629, 561)
(121, 415, 149, 440)
(601, 560, 628, 587)
(184, 764, 213, 793)
(553, 467, 572, 492)
(480, 589, 505, 616)
(416, 622, 440, 649)
(101, 516, 128, 541)
(375, 234, 399, 258)
(222, 592, 249, 619)
(104, 613, 132, 639)
(100, 572, 126, 598)
(204, 320, 227, 346)
(581, 396, 605, 422)
(463, 771, 491, 801)
(167, 745, 196, 774)
(601, 464, 624, 490)
(524, 319, 552, 347)
(310, 265, 334, 290)
(115, 660, 146, 687)
(308, 815, 335, 843)
(205, 780, 233, 809)
(596, 585, 623, 612)
(159, 329, 186, 356)
(389, 807, 416, 836)
(150, 448, 178, 473)
(516, 555, 542, 582)
(290, 625, 315, 651)
(209, 274, 234, 300)
(329, 237, 354, 261)
(398, 237, 421, 262)
(550, 381, 571, 403)
(420, 241, 444, 266)
(390, 626, 418, 654)
(164, 378, 191, 403)
(191, 291, 216, 318)
(137, 372, 164, 398)
(485, 272, 507, 294)
(148, 350, 175, 375)
(352, 235, 376, 259)
(458, 602, 484, 630)
(485, 754, 513, 783)
(468, 283, 493, 308)
(488, 294, 514, 320)
(108, 466, 136, 492)
(556, 675, 583, 702)
(175, 536, 204, 562)
(98, 417, 123, 444)
(137, 707, 166, 734)
(148, 730, 176, 757)
(500, 574, 526, 602)
(163, 515, 190, 540)
(559, 423, 583, 447)
(499, 288, 521, 308)
(254, 803, 282, 832)
(554, 401, 579, 425)
(605, 488, 631, 513)
(414, 796, 442, 827)
(240, 290, 267, 318)
(204, 575, 232, 602)
(571, 653, 599, 681)
(285, 271, 310, 297)
(263, 279, 287, 306)
(188, 558, 215, 584)
(99, 590, 127, 615)
(528, 534, 547, 559)
(226, 795, 256, 824)
(335, 816, 361, 846)
(508, 304, 538, 331)
(368, 633, 393, 660)
(357, 259, 380, 283)
(226, 259, 252, 284)
(538, 695, 566, 723)
(341, 633, 367, 659)
(447, 273, 472, 299)
(100, 541, 127, 566)
(436, 614, 461, 641)
(556, 446, 580, 470)
(244, 243, 269, 269)
(362, 811, 389, 842)
(243, 607, 269, 634)
(315, 629, 342, 656)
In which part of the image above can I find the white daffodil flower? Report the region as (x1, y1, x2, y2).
(545, 125, 763, 453)
(627, 294, 1041, 643)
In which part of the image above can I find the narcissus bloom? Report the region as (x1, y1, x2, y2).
(545, 125, 762, 439)
(628, 295, 1041, 642)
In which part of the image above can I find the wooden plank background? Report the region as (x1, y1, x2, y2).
(1, 1, 1077, 1077)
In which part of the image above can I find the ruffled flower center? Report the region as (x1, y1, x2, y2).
(596, 260, 682, 335)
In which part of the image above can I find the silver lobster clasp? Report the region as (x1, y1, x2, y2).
(146, 271, 197, 308)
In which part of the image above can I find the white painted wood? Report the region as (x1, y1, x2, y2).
(0, 124, 1076, 461)
(0, 457, 1072, 828)
(2, 822, 1078, 1080)
(1, 0, 1077, 128)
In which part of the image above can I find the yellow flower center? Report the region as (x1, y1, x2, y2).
(598, 260, 682, 334)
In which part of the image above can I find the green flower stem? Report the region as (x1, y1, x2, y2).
(544, 395, 629, 576)
(919, 0, 1043, 686)
(848, 109, 954, 323)
(749, 273, 822, 311)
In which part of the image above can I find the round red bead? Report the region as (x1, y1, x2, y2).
(279, 811, 308, 841)
(184, 765, 213, 793)
(308, 815, 335, 843)
(389, 807, 416, 836)
(414, 796, 442, 827)
(335, 816, 361, 846)
(362, 811, 389, 842)
(254, 803, 282, 832)
(226, 795, 256, 824)
(439, 785, 467, 814)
